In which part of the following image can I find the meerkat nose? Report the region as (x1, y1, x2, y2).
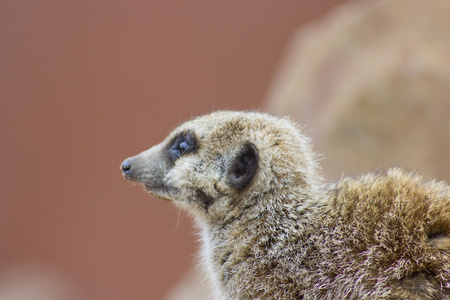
(121, 159, 133, 178)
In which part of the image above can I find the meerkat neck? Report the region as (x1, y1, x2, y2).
(200, 182, 327, 255)
(197, 185, 327, 299)
(212, 183, 326, 232)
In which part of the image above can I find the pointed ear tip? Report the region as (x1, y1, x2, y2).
(244, 142, 258, 153)
(240, 142, 258, 160)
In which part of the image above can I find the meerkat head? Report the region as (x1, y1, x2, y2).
(121, 111, 322, 224)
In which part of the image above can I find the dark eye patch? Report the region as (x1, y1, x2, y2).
(167, 132, 198, 163)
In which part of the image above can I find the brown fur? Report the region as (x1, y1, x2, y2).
(121, 111, 450, 299)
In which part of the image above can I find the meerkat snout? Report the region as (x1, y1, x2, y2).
(120, 156, 145, 181)
(121, 111, 450, 299)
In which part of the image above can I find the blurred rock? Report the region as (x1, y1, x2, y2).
(164, 268, 213, 300)
(265, 0, 450, 182)
(0, 263, 86, 300)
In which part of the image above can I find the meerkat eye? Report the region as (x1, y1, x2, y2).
(179, 141, 189, 152)
(168, 132, 197, 162)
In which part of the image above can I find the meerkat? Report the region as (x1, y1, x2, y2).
(121, 111, 450, 299)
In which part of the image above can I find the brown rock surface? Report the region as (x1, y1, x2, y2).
(265, 0, 450, 182)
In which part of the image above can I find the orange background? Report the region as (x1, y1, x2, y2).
(1, 1, 346, 299)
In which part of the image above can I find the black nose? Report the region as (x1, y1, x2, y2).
(121, 159, 133, 177)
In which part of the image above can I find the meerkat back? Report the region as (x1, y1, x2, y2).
(322, 169, 450, 299)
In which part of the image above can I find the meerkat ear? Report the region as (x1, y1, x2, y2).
(227, 142, 258, 190)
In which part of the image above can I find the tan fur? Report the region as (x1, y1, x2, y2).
(121, 111, 450, 299)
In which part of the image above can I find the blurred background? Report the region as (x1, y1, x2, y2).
(2, 0, 450, 299)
